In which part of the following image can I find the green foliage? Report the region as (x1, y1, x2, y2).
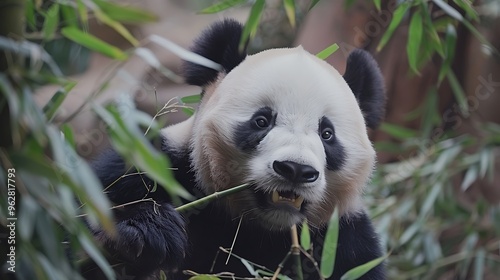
(376, 1, 410, 51)
(0, 41, 115, 279)
(61, 27, 128, 60)
(239, 0, 266, 52)
(407, 9, 423, 74)
(316, 43, 339, 60)
(300, 220, 311, 250)
(369, 128, 500, 279)
(320, 207, 339, 278)
(26, 0, 156, 59)
(283, 0, 297, 28)
(340, 254, 388, 280)
(199, 0, 247, 14)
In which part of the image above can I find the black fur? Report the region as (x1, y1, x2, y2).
(183, 199, 385, 280)
(319, 117, 346, 171)
(343, 49, 386, 129)
(183, 19, 247, 87)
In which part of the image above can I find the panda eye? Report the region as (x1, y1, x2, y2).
(255, 116, 269, 128)
(321, 129, 333, 140)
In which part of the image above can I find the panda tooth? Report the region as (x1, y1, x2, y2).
(293, 196, 305, 209)
(272, 191, 280, 203)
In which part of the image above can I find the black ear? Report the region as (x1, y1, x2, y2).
(343, 49, 386, 129)
(183, 19, 247, 87)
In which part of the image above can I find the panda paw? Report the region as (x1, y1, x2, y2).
(97, 202, 187, 276)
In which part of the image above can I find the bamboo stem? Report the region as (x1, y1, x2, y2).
(291, 224, 304, 280)
(271, 251, 291, 280)
(175, 183, 250, 212)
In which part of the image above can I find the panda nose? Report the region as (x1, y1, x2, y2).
(273, 161, 319, 183)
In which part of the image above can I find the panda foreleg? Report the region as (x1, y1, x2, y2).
(87, 148, 188, 278)
(90, 202, 187, 278)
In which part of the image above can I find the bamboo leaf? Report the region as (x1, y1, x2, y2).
(42, 4, 60, 41)
(373, 0, 381, 11)
(149, 35, 221, 71)
(182, 107, 195, 116)
(461, 165, 478, 191)
(474, 249, 486, 280)
(25, 0, 36, 30)
(241, 258, 258, 276)
(420, 89, 441, 138)
(432, 0, 464, 21)
(94, 9, 139, 46)
(61, 124, 76, 147)
(60, 6, 79, 27)
(42, 81, 76, 122)
(181, 94, 201, 104)
(420, 182, 441, 217)
(76, 0, 88, 25)
(380, 123, 417, 139)
(199, 0, 247, 14)
(320, 207, 339, 278)
(453, 0, 478, 21)
(239, 0, 265, 52)
(61, 27, 128, 60)
(134, 47, 183, 83)
(479, 148, 491, 178)
(45, 127, 114, 231)
(309, 0, 322, 10)
(438, 24, 457, 84)
(423, 12, 444, 58)
(92, 99, 193, 201)
(447, 71, 468, 115)
(462, 20, 499, 55)
(399, 221, 421, 245)
(377, 2, 410, 51)
(407, 10, 423, 74)
(78, 233, 115, 279)
(93, 0, 158, 23)
(316, 43, 339, 60)
(340, 254, 388, 280)
(283, 0, 296, 28)
(300, 220, 311, 250)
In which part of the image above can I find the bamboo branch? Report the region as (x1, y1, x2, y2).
(271, 251, 291, 280)
(175, 183, 250, 212)
(291, 224, 304, 280)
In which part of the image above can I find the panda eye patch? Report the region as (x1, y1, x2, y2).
(234, 107, 275, 151)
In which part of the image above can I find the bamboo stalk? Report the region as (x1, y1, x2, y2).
(271, 251, 291, 280)
(291, 224, 304, 280)
(175, 183, 250, 212)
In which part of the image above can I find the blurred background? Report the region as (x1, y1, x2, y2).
(1, 0, 499, 279)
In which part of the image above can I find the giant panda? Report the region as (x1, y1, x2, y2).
(87, 19, 386, 280)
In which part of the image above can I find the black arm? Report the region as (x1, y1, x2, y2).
(84, 147, 188, 279)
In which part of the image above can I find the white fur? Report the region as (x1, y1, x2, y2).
(160, 116, 195, 151)
(189, 47, 375, 227)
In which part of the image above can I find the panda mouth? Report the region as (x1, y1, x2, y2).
(270, 190, 305, 209)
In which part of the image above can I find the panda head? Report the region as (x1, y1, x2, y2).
(183, 19, 385, 230)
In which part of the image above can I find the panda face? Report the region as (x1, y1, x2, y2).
(190, 47, 376, 229)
